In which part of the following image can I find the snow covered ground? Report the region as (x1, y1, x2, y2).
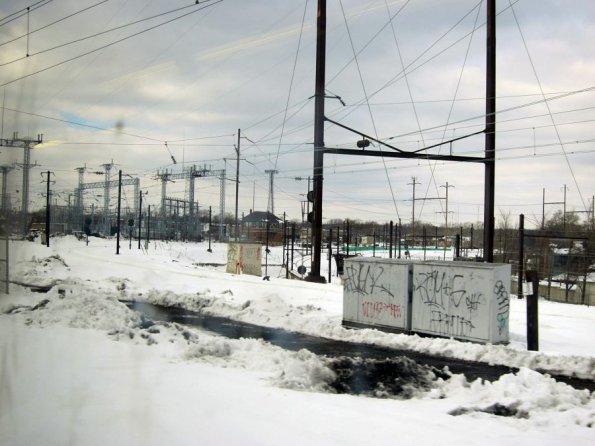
(1, 236, 594, 445)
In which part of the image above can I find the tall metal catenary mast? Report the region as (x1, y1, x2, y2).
(1, 133, 43, 234)
(309, 0, 497, 273)
(234, 129, 241, 241)
(483, 0, 496, 262)
(0, 165, 14, 218)
(309, 0, 326, 283)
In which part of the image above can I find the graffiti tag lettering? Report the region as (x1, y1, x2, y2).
(343, 263, 394, 298)
(430, 310, 475, 337)
(414, 270, 484, 315)
(413, 267, 487, 338)
(361, 301, 401, 320)
(493, 280, 510, 335)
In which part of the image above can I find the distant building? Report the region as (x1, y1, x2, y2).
(242, 211, 283, 245)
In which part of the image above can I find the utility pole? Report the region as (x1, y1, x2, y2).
(116, 170, 122, 254)
(137, 190, 143, 249)
(208, 205, 212, 253)
(408, 176, 421, 246)
(264, 169, 279, 215)
(440, 182, 455, 259)
(235, 129, 241, 241)
(308, 0, 326, 283)
(146, 205, 151, 247)
(483, 0, 496, 262)
(41, 171, 53, 247)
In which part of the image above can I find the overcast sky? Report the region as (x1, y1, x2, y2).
(1, 0, 594, 228)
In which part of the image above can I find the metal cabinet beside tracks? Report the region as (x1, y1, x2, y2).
(342, 257, 511, 344)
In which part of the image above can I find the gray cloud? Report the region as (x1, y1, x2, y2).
(1, 0, 594, 226)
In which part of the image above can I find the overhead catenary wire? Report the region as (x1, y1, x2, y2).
(0, 2, 220, 68)
(339, 0, 404, 220)
(384, 85, 595, 142)
(0, 1, 223, 88)
(253, 0, 488, 150)
(0, 0, 109, 49)
(0, 105, 164, 143)
(325, 0, 519, 129)
(508, 0, 588, 213)
(384, 0, 438, 221)
(273, 0, 309, 170)
(416, 0, 483, 220)
(9, 2, 594, 223)
(0, 0, 53, 28)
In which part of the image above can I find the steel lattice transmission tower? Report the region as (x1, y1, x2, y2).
(0, 165, 15, 218)
(0, 133, 43, 234)
(155, 165, 226, 240)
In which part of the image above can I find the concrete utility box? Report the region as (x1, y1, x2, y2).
(342, 257, 412, 332)
(226, 242, 262, 277)
(411, 261, 511, 344)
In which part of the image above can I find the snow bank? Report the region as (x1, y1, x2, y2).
(4, 236, 595, 443)
(440, 369, 595, 427)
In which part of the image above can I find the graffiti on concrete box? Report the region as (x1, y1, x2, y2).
(343, 262, 394, 299)
(342, 260, 408, 329)
(412, 266, 487, 339)
(411, 264, 510, 342)
(413, 268, 485, 337)
(494, 280, 510, 336)
(226, 243, 262, 277)
(343, 258, 511, 344)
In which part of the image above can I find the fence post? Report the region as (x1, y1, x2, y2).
(389, 220, 393, 259)
(455, 234, 461, 259)
(518, 214, 525, 299)
(328, 228, 332, 283)
(372, 230, 376, 257)
(526, 267, 539, 351)
(291, 224, 295, 272)
(398, 219, 402, 259)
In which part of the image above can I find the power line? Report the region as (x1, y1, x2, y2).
(339, 0, 401, 220)
(1, 2, 217, 67)
(0, 1, 223, 88)
(0, 0, 108, 49)
(417, 0, 483, 219)
(0, 105, 163, 142)
(326, 0, 413, 86)
(0, 0, 53, 28)
(342, 90, 595, 107)
(1, 104, 242, 145)
(509, 0, 588, 212)
(273, 0, 308, 170)
(384, 85, 595, 141)
(326, 0, 520, 127)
